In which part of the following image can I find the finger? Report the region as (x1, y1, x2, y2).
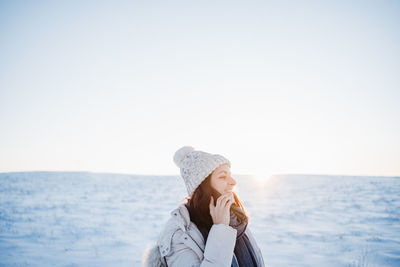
(222, 199, 233, 215)
(219, 195, 230, 208)
(229, 193, 234, 203)
(216, 195, 227, 208)
(225, 197, 234, 208)
(222, 192, 234, 203)
(209, 196, 215, 210)
(215, 195, 223, 207)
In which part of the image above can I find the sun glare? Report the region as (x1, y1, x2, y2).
(250, 169, 274, 184)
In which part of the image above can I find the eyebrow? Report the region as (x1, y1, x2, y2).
(218, 170, 230, 175)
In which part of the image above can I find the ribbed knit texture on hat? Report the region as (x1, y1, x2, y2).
(173, 146, 231, 196)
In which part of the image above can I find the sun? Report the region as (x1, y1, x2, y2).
(250, 168, 274, 183)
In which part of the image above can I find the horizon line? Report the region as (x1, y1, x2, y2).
(0, 170, 399, 178)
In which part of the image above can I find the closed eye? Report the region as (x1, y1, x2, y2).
(220, 176, 226, 179)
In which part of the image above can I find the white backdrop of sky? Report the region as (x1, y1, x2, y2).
(0, 0, 399, 179)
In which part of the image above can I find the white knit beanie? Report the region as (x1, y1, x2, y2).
(173, 146, 231, 196)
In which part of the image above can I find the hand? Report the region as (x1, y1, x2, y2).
(209, 193, 234, 225)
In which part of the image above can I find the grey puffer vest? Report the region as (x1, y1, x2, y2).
(142, 204, 265, 267)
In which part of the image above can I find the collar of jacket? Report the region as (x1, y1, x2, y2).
(156, 204, 206, 260)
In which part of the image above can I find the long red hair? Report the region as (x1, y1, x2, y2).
(185, 174, 249, 242)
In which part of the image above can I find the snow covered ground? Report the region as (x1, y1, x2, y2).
(0, 172, 399, 266)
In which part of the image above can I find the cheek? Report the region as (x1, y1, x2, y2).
(211, 177, 228, 193)
(216, 180, 228, 190)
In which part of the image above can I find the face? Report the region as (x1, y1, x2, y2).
(210, 163, 237, 195)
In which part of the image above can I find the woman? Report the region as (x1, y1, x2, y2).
(142, 146, 265, 267)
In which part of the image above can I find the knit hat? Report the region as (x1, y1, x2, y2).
(173, 146, 231, 196)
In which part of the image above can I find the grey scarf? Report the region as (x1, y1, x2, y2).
(230, 205, 260, 267)
(229, 205, 248, 238)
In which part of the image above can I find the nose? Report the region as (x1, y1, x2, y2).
(229, 176, 237, 186)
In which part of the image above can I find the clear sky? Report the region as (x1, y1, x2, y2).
(1, 0, 399, 178)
